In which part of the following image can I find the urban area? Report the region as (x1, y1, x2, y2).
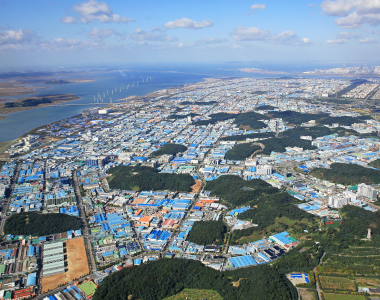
(1, 75, 380, 300)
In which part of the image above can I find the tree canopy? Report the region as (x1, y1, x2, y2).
(151, 143, 187, 157)
(186, 220, 227, 245)
(3, 212, 81, 236)
(309, 163, 380, 185)
(93, 258, 297, 300)
(107, 165, 195, 192)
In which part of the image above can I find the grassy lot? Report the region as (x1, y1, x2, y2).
(319, 276, 356, 291)
(298, 289, 318, 300)
(235, 230, 264, 244)
(354, 277, 380, 287)
(164, 289, 223, 300)
(323, 293, 366, 300)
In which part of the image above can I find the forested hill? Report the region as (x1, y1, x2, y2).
(3, 212, 81, 236)
(107, 165, 195, 192)
(93, 258, 297, 300)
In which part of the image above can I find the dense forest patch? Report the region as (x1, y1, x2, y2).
(309, 163, 380, 185)
(225, 143, 262, 160)
(151, 143, 187, 157)
(260, 137, 317, 155)
(221, 132, 275, 142)
(4, 212, 81, 236)
(93, 258, 297, 300)
(204, 176, 317, 244)
(107, 165, 195, 192)
(186, 220, 227, 245)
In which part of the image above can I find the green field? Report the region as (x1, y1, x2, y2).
(78, 280, 97, 296)
(323, 293, 366, 300)
(324, 220, 342, 228)
(164, 289, 223, 300)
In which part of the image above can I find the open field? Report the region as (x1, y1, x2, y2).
(78, 280, 97, 297)
(298, 289, 317, 300)
(323, 293, 366, 300)
(41, 238, 89, 293)
(319, 276, 356, 291)
(164, 289, 223, 300)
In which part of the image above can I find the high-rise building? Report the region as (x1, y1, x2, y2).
(358, 183, 377, 200)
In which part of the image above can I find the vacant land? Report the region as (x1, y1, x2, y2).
(190, 180, 202, 194)
(164, 289, 223, 300)
(41, 238, 89, 293)
(355, 277, 380, 287)
(298, 289, 317, 300)
(319, 276, 356, 291)
(323, 294, 366, 300)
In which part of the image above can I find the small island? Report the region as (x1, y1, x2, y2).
(0, 94, 80, 114)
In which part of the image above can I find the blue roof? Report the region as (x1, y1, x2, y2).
(229, 255, 257, 268)
(26, 272, 37, 286)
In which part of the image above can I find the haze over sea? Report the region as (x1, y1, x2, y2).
(0, 62, 351, 142)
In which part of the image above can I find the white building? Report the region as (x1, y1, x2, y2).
(358, 183, 377, 200)
(256, 165, 272, 175)
(328, 194, 350, 208)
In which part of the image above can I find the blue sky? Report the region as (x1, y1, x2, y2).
(1, 0, 380, 68)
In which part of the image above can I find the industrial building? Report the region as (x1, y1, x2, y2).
(42, 242, 65, 277)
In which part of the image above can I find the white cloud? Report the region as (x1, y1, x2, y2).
(196, 37, 227, 45)
(360, 37, 378, 43)
(326, 38, 347, 44)
(232, 26, 311, 45)
(272, 31, 312, 45)
(130, 28, 177, 42)
(65, 0, 133, 23)
(308, 3, 315, 7)
(152, 26, 166, 32)
(164, 18, 213, 29)
(250, 4, 266, 10)
(40, 38, 110, 51)
(321, 0, 355, 16)
(177, 38, 228, 48)
(232, 26, 271, 41)
(61, 16, 78, 24)
(88, 28, 115, 39)
(0, 29, 37, 50)
(338, 31, 361, 38)
(321, 0, 380, 28)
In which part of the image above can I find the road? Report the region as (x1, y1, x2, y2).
(314, 252, 326, 300)
(73, 171, 97, 273)
(0, 162, 21, 235)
